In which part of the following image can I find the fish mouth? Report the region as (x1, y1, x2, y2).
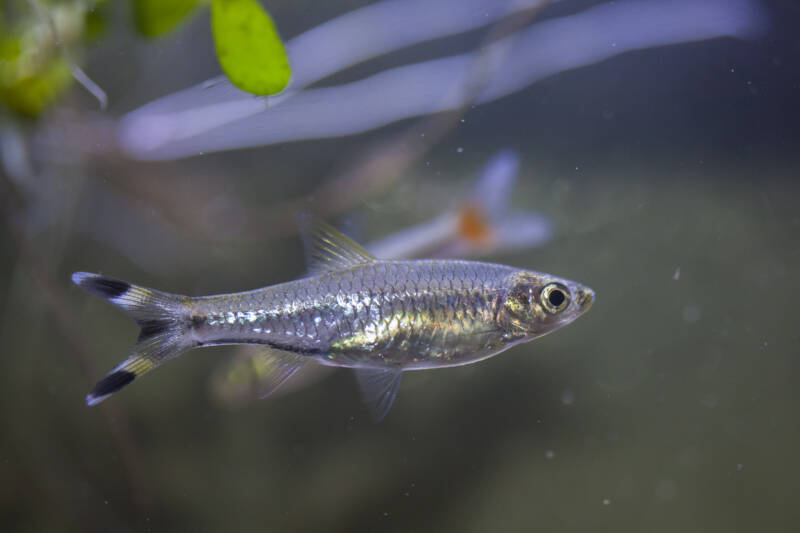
(576, 285, 595, 313)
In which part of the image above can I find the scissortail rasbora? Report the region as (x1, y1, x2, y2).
(72, 216, 594, 421)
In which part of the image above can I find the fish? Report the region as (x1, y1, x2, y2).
(213, 150, 552, 407)
(366, 149, 551, 259)
(72, 216, 594, 421)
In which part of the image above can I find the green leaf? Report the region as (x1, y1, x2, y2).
(132, 0, 200, 38)
(84, 4, 110, 42)
(0, 56, 72, 117)
(210, 0, 290, 95)
(0, 37, 21, 63)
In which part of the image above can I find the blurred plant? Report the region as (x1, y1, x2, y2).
(131, 0, 200, 37)
(137, 0, 291, 95)
(209, 0, 290, 95)
(116, 0, 766, 161)
(0, 0, 104, 116)
(0, 0, 290, 117)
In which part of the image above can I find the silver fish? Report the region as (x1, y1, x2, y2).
(73, 216, 594, 420)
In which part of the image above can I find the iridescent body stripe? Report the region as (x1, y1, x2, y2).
(188, 260, 519, 369)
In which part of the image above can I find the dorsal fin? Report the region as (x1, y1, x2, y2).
(298, 213, 376, 275)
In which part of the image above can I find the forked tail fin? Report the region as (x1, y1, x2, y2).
(71, 272, 190, 405)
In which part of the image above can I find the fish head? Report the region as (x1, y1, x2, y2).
(499, 270, 594, 338)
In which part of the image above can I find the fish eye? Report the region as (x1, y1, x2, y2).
(541, 283, 570, 313)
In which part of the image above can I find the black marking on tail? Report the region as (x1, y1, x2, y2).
(84, 277, 130, 299)
(138, 318, 173, 341)
(74, 271, 189, 405)
(90, 370, 136, 399)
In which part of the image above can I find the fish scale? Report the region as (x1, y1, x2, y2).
(187, 260, 510, 366)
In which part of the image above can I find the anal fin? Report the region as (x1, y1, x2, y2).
(353, 367, 403, 422)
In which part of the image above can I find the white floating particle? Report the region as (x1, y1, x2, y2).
(456, 147, 464, 153)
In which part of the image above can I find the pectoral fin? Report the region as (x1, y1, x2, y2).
(249, 349, 311, 399)
(215, 349, 310, 405)
(212, 348, 330, 407)
(353, 367, 402, 422)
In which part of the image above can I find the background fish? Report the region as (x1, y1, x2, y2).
(73, 217, 593, 421)
(366, 149, 552, 259)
